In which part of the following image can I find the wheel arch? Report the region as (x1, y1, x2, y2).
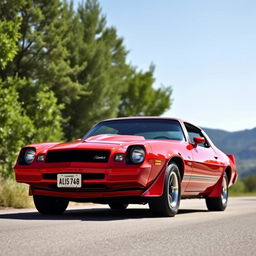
(225, 165, 232, 186)
(168, 156, 185, 181)
(142, 155, 185, 197)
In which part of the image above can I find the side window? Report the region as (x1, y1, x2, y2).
(184, 123, 210, 148)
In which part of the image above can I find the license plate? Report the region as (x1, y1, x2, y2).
(57, 174, 82, 188)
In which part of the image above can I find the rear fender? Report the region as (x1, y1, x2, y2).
(206, 173, 224, 198)
(227, 154, 236, 165)
(226, 154, 238, 185)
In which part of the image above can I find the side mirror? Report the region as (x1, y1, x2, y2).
(193, 136, 205, 146)
(76, 138, 82, 142)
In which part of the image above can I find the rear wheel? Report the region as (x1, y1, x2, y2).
(33, 195, 69, 215)
(205, 173, 228, 211)
(108, 203, 128, 210)
(148, 163, 181, 217)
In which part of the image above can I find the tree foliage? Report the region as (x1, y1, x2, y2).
(243, 175, 256, 192)
(0, 0, 83, 103)
(0, 0, 173, 177)
(0, 78, 64, 178)
(0, 19, 20, 69)
(0, 79, 33, 178)
(118, 65, 172, 117)
(13, 78, 64, 142)
(64, 0, 130, 138)
(229, 175, 256, 194)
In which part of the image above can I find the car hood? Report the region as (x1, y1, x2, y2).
(29, 135, 146, 153)
(84, 134, 145, 144)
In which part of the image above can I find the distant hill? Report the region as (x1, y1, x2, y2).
(203, 127, 256, 177)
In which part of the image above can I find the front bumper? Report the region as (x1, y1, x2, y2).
(14, 163, 159, 199)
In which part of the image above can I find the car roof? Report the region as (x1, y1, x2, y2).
(102, 116, 182, 122)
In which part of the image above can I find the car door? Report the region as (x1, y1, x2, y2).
(184, 123, 223, 192)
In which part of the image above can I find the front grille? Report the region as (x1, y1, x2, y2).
(45, 150, 110, 163)
(43, 173, 105, 180)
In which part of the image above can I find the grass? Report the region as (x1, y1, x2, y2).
(0, 176, 33, 208)
(229, 192, 256, 197)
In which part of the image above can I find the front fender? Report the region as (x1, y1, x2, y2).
(142, 155, 185, 197)
(142, 165, 166, 197)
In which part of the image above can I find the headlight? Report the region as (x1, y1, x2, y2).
(129, 147, 145, 164)
(24, 148, 36, 164)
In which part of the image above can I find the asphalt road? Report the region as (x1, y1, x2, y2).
(0, 197, 255, 256)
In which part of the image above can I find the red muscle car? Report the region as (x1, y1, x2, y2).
(14, 117, 237, 217)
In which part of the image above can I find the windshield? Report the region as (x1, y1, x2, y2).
(83, 119, 185, 141)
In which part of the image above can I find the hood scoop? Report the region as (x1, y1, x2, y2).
(84, 134, 145, 144)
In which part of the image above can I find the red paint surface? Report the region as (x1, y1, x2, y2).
(14, 117, 237, 200)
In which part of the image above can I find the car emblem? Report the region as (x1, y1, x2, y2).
(93, 155, 106, 160)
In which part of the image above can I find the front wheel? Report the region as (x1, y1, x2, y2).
(148, 163, 181, 217)
(205, 173, 228, 211)
(33, 195, 69, 215)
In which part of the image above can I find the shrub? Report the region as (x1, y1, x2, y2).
(0, 176, 33, 208)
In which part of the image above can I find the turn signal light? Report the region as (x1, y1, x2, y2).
(114, 154, 124, 162)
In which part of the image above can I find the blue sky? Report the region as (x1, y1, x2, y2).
(81, 0, 256, 131)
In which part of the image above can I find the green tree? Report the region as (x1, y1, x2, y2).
(0, 80, 34, 178)
(243, 175, 256, 192)
(0, 0, 84, 103)
(0, 20, 20, 69)
(64, 0, 130, 139)
(229, 179, 246, 193)
(0, 17, 31, 178)
(0, 0, 173, 142)
(13, 78, 64, 142)
(118, 65, 173, 117)
(0, 77, 64, 178)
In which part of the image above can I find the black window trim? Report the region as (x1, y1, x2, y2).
(184, 122, 211, 148)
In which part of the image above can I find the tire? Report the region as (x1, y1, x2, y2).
(205, 173, 228, 211)
(108, 202, 128, 210)
(148, 163, 181, 217)
(33, 195, 69, 215)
